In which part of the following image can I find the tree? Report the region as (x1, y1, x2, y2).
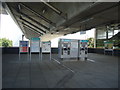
(87, 37, 94, 48)
(0, 38, 13, 47)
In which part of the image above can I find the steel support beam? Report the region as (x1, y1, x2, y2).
(20, 17, 46, 34)
(42, 1, 67, 20)
(18, 11, 50, 31)
(19, 3, 56, 27)
(23, 22, 43, 35)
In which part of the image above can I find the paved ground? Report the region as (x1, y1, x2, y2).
(2, 53, 118, 88)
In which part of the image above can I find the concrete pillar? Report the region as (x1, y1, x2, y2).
(112, 28, 114, 36)
(22, 35, 24, 41)
(106, 26, 109, 40)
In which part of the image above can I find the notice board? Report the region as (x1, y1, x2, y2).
(30, 37, 40, 52)
(42, 41, 51, 53)
(19, 41, 29, 53)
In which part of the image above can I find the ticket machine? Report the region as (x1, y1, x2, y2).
(58, 39, 79, 59)
(78, 40, 88, 60)
(58, 39, 71, 58)
(70, 39, 79, 58)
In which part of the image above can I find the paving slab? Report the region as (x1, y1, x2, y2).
(2, 53, 118, 88)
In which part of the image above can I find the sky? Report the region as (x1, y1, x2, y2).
(1, 14, 23, 46)
(0, 14, 95, 47)
(51, 29, 95, 47)
(1, 14, 29, 46)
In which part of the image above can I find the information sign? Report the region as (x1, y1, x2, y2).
(42, 42, 51, 53)
(30, 38, 40, 52)
(19, 41, 29, 53)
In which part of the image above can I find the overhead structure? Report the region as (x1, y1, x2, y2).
(2, 2, 119, 41)
(41, 1, 67, 20)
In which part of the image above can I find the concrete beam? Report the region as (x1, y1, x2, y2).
(18, 11, 50, 31)
(42, 2, 67, 20)
(19, 3, 56, 27)
(23, 22, 43, 35)
(20, 17, 46, 34)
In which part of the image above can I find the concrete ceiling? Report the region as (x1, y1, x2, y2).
(3, 2, 119, 41)
(0, 2, 7, 15)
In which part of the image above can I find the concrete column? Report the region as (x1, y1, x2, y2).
(106, 26, 108, 40)
(22, 35, 24, 41)
(112, 28, 114, 36)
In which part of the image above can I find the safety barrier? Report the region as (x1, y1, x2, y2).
(1, 47, 120, 56)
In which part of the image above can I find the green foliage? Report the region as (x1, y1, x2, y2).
(0, 38, 13, 47)
(87, 37, 94, 48)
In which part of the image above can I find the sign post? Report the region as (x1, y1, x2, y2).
(30, 37, 40, 61)
(41, 41, 51, 61)
(19, 41, 29, 61)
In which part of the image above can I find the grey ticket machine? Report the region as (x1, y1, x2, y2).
(58, 39, 79, 59)
(78, 40, 88, 60)
(58, 39, 71, 58)
(70, 39, 79, 58)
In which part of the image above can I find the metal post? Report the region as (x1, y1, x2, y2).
(19, 49, 20, 61)
(19, 41, 21, 61)
(39, 40, 40, 61)
(41, 44, 42, 61)
(85, 47, 88, 60)
(30, 41, 31, 62)
(77, 40, 79, 60)
(94, 28, 97, 48)
(50, 42, 51, 61)
(27, 47, 29, 61)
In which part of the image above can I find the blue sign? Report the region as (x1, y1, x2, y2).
(31, 37, 40, 40)
(20, 41, 29, 47)
(80, 40, 88, 42)
(62, 39, 71, 42)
